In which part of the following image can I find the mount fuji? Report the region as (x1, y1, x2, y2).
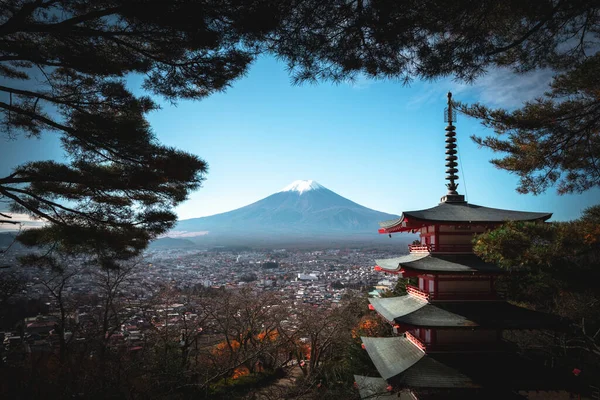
(171, 180, 399, 244)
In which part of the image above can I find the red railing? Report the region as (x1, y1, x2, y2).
(406, 285, 504, 301)
(406, 285, 430, 300)
(408, 244, 430, 253)
(405, 331, 426, 351)
(408, 244, 473, 254)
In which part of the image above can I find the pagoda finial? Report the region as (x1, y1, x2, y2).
(446, 92, 454, 125)
(441, 92, 465, 203)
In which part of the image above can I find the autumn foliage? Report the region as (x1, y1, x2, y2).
(352, 316, 384, 339)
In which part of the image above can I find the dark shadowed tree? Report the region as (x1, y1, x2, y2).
(0, 0, 287, 263)
(473, 205, 600, 361)
(0, 270, 25, 327)
(458, 55, 600, 195)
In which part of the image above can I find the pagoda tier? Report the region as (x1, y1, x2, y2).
(354, 376, 530, 400)
(367, 294, 561, 354)
(361, 336, 570, 393)
(374, 254, 504, 301)
(379, 201, 552, 235)
(375, 254, 502, 275)
(369, 296, 560, 330)
(379, 202, 551, 255)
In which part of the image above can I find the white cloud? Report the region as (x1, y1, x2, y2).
(408, 68, 554, 109)
(0, 212, 47, 232)
(162, 231, 209, 238)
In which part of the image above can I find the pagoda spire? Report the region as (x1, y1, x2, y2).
(441, 92, 465, 203)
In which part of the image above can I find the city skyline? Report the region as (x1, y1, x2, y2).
(1, 55, 598, 226)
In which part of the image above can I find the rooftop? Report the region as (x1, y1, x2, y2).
(361, 336, 425, 380)
(379, 202, 551, 234)
(362, 336, 570, 390)
(375, 254, 502, 274)
(369, 296, 562, 329)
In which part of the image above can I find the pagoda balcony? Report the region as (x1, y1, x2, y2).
(405, 331, 427, 351)
(408, 243, 473, 254)
(406, 285, 504, 301)
(406, 285, 431, 300)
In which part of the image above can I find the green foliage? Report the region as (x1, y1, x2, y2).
(460, 53, 600, 194)
(0, 0, 291, 260)
(380, 277, 417, 298)
(474, 206, 600, 372)
(474, 205, 600, 272)
(273, 1, 598, 82)
(473, 205, 600, 319)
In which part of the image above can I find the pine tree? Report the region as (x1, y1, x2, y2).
(0, 0, 286, 263)
(458, 55, 600, 195)
(271, 0, 599, 194)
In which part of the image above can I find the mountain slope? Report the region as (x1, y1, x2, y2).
(174, 180, 398, 238)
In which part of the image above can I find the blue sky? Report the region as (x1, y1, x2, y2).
(2, 55, 598, 223)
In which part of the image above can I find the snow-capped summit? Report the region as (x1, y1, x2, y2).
(280, 180, 324, 194)
(174, 179, 400, 240)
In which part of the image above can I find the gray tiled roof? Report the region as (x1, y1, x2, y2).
(361, 336, 425, 380)
(396, 356, 477, 388)
(369, 296, 561, 329)
(361, 340, 569, 390)
(380, 202, 551, 228)
(375, 254, 502, 273)
(353, 375, 394, 399)
(369, 295, 428, 323)
(393, 301, 561, 329)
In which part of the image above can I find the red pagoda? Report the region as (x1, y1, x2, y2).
(356, 93, 567, 400)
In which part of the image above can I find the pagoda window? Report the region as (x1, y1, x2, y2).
(417, 276, 436, 294)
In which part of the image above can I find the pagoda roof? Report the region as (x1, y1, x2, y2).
(353, 375, 395, 399)
(369, 296, 562, 329)
(379, 202, 551, 233)
(361, 336, 425, 380)
(375, 254, 502, 274)
(362, 337, 569, 390)
(369, 295, 428, 323)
